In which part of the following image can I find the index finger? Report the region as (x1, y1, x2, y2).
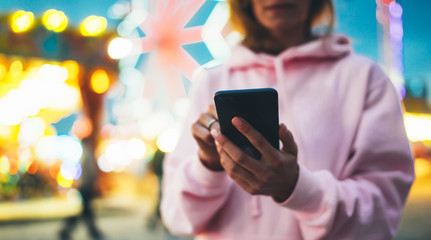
(211, 129, 262, 175)
(231, 117, 278, 160)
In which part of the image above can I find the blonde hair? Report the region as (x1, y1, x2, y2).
(227, 0, 335, 53)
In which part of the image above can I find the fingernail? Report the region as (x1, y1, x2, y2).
(211, 129, 219, 138)
(232, 117, 243, 128)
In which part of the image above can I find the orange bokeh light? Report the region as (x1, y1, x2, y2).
(26, 160, 38, 175)
(8, 158, 19, 175)
(72, 117, 93, 139)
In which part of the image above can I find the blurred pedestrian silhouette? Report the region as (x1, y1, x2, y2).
(59, 68, 104, 240)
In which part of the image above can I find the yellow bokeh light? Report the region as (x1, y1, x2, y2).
(57, 172, 73, 188)
(10, 60, 23, 77)
(44, 125, 58, 136)
(127, 138, 147, 159)
(80, 16, 107, 37)
(0, 64, 6, 80)
(11, 10, 34, 33)
(0, 125, 11, 139)
(90, 69, 110, 94)
(415, 158, 431, 178)
(62, 60, 80, 81)
(156, 131, 179, 153)
(0, 156, 10, 174)
(42, 9, 68, 32)
(404, 113, 431, 142)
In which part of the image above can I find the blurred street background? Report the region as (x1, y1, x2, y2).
(0, 0, 430, 239)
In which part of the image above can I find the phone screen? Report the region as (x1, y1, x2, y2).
(214, 88, 279, 159)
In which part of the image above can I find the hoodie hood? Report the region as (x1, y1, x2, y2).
(226, 34, 352, 70)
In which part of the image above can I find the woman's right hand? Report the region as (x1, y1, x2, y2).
(191, 104, 224, 171)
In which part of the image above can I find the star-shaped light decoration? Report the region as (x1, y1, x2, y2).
(130, 0, 209, 101)
(108, 0, 234, 142)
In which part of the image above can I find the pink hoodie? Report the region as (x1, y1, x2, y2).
(160, 35, 415, 240)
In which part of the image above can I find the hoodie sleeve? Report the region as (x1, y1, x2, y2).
(160, 69, 233, 236)
(278, 65, 415, 239)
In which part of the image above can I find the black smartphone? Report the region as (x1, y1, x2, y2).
(214, 88, 279, 159)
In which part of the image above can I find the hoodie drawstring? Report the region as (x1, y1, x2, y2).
(251, 195, 261, 218)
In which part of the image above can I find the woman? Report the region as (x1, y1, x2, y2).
(161, 0, 415, 239)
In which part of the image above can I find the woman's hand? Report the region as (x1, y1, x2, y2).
(191, 104, 224, 171)
(211, 117, 299, 202)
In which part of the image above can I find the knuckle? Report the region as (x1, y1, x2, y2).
(217, 136, 226, 146)
(259, 174, 269, 183)
(191, 124, 198, 135)
(230, 164, 240, 173)
(220, 159, 227, 170)
(233, 151, 247, 162)
(253, 181, 263, 190)
(198, 113, 205, 121)
(213, 122, 221, 131)
(272, 158, 283, 168)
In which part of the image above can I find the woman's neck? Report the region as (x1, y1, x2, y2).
(273, 26, 310, 49)
(265, 23, 311, 55)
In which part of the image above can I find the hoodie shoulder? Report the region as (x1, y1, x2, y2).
(338, 53, 392, 91)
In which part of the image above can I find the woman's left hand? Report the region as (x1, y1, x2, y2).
(210, 117, 299, 203)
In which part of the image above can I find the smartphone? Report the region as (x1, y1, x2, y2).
(214, 88, 279, 159)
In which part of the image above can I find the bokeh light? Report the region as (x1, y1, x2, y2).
(90, 69, 110, 94)
(8, 160, 19, 175)
(72, 117, 93, 139)
(415, 158, 431, 178)
(97, 154, 115, 173)
(108, 37, 133, 59)
(25, 159, 38, 175)
(389, 1, 403, 18)
(10, 10, 34, 33)
(0, 63, 7, 80)
(404, 113, 431, 142)
(9, 60, 23, 77)
(126, 138, 146, 160)
(55, 135, 83, 164)
(18, 147, 31, 166)
(60, 162, 82, 180)
(49, 163, 61, 179)
(105, 140, 133, 168)
(18, 79, 50, 113)
(46, 83, 80, 111)
(38, 64, 69, 83)
(0, 90, 23, 125)
(57, 172, 73, 188)
(35, 136, 58, 165)
(62, 60, 80, 81)
(0, 156, 10, 175)
(156, 130, 179, 153)
(80, 16, 107, 37)
(42, 9, 68, 32)
(18, 117, 46, 147)
(0, 125, 13, 139)
(390, 21, 403, 41)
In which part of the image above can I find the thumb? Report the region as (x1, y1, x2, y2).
(279, 124, 297, 156)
